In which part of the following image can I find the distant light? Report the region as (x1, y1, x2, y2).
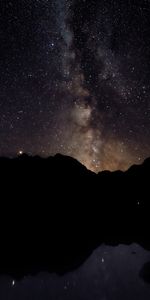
(12, 280, 15, 287)
(18, 150, 23, 155)
(102, 258, 105, 263)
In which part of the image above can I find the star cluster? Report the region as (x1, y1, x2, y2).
(0, 0, 150, 171)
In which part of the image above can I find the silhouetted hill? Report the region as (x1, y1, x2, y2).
(0, 153, 150, 278)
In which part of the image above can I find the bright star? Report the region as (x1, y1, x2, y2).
(12, 280, 15, 287)
(18, 150, 23, 155)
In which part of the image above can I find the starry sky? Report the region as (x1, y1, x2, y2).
(1, 0, 150, 172)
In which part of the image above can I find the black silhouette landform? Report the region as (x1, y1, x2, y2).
(0, 153, 150, 278)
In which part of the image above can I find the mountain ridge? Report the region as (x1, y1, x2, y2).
(0, 153, 149, 278)
(1, 152, 148, 174)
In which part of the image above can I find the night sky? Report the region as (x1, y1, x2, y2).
(1, 0, 150, 172)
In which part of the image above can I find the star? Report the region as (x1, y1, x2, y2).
(18, 150, 23, 156)
(0, 0, 148, 172)
(11, 280, 15, 287)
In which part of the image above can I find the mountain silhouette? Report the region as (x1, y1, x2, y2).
(0, 153, 149, 278)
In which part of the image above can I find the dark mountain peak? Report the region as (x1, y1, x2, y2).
(53, 153, 90, 174)
(143, 157, 150, 167)
(126, 157, 150, 176)
(54, 153, 84, 166)
(11, 152, 94, 177)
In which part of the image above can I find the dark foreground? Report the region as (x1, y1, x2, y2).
(0, 154, 150, 278)
(1, 244, 150, 300)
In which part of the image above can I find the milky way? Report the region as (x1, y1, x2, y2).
(0, 0, 150, 171)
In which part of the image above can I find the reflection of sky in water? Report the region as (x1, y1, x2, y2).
(0, 244, 150, 299)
